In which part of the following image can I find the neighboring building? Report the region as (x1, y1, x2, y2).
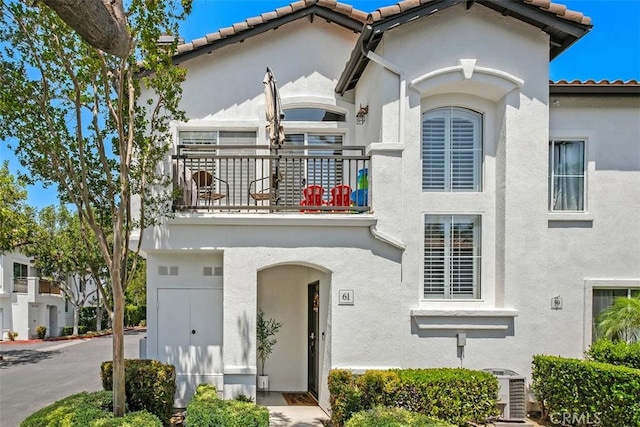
(138, 0, 640, 409)
(63, 273, 101, 331)
(0, 252, 65, 339)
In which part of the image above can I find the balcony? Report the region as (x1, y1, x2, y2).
(13, 278, 28, 293)
(172, 144, 370, 213)
(12, 278, 62, 300)
(38, 279, 61, 295)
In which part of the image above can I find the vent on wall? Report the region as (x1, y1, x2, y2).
(158, 266, 179, 276)
(203, 266, 223, 276)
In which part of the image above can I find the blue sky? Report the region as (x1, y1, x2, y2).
(2, 0, 638, 209)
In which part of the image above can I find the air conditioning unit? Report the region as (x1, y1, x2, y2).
(483, 368, 527, 422)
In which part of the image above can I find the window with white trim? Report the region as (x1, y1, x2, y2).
(592, 288, 640, 341)
(178, 130, 257, 206)
(422, 107, 482, 192)
(549, 140, 585, 211)
(424, 215, 481, 299)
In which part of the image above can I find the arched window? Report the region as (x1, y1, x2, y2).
(422, 107, 482, 192)
(283, 108, 345, 122)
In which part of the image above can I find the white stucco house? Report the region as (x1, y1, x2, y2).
(0, 252, 65, 339)
(139, 0, 640, 409)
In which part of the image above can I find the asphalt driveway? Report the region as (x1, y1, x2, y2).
(0, 329, 145, 427)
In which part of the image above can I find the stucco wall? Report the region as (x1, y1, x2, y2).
(147, 0, 640, 408)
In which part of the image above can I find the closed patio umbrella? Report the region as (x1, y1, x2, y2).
(263, 66, 285, 205)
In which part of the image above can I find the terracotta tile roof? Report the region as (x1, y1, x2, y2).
(176, 0, 367, 56)
(550, 80, 640, 95)
(551, 79, 639, 86)
(367, 0, 591, 26)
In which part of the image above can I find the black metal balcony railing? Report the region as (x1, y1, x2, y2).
(13, 278, 28, 293)
(172, 144, 370, 213)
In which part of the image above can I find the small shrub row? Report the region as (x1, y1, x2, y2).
(61, 325, 88, 336)
(586, 339, 640, 369)
(101, 359, 176, 422)
(185, 384, 269, 427)
(531, 355, 640, 426)
(20, 391, 162, 427)
(328, 368, 499, 427)
(345, 406, 455, 427)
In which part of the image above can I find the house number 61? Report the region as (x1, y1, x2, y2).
(339, 290, 354, 306)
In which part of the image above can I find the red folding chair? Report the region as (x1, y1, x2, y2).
(329, 184, 352, 210)
(300, 185, 325, 212)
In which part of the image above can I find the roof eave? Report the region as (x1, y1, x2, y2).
(550, 84, 640, 96)
(173, 5, 364, 65)
(336, 0, 593, 94)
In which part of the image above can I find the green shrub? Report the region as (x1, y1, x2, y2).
(328, 370, 364, 426)
(35, 325, 47, 339)
(328, 368, 499, 427)
(61, 325, 89, 336)
(234, 394, 254, 403)
(91, 410, 162, 427)
(21, 390, 162, 427)
(586, 339, 640, 369)
(21, 391, 113, 426)
(532, 355, 640, 426)
(101, 359, 176, 421)
(345, 407, 455, 427)
(80, 306, 109, 331)
(185, 384, 269, 427)
(124, 305, 146, 327)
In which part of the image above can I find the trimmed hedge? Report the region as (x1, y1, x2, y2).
(20, 391, 162, 427)
(345, 406, 455, 427)
(586, 339, 640, 369)
(61, 325, 88, 336)
(185, 384, 269, 427)
(531, 355, 640, 427)
(328, 368, 499, 427)
(101, 359, 176, 422)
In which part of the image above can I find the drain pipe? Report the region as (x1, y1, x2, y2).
(360, 40, 405, 144)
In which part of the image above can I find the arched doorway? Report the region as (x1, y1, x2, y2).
(257, 263, 330, 404)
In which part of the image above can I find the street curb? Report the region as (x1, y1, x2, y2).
(0, 327, 146, 345)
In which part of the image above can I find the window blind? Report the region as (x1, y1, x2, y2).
(422, 108, 481, 191)
(424, 215, 481, 299)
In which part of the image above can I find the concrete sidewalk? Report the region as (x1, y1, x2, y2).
(258, 393, 329, 427)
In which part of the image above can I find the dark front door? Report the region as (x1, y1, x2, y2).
(307, 281, 319, 398)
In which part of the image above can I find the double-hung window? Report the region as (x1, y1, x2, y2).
(424, 215, 481, 299)
(549, 140, 585, 211)
(13, 262, 28, 293)
(422, 107, 482, 192)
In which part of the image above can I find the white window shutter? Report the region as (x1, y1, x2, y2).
(422, 115, 446, 190)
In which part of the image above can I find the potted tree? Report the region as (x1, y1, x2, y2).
(257, 308, 282, 392)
